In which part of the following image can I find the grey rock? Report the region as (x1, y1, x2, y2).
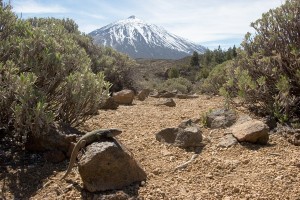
(156, 128, 178, 143)
(175, 127, 203, 148)
(156, 119, 202, 148)
(78, 140, 146, 192)
(113, 89, 135, 105)
(206, 109, 237, 129)
(217, 134, 238, 148)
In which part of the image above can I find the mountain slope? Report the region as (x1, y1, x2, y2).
(89, 16, 206, 59)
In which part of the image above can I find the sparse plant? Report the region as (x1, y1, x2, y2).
(200, 109, 212, 127)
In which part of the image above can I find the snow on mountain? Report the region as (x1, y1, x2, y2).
(89, 16, 206, 59)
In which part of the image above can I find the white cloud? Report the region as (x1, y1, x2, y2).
(79, 24, 100, 34)
(129, 0, 283, 42)
(13, 0, 68, 14)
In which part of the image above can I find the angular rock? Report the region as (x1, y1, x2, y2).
(113, 89, 135, 105)
(217, 134, 238, 148)
(156, 119, 202, 148)
(137, 89, 151, 101)
(175, 127, 203, 148)
(206, 109, 237, 129)
(99, 96, 119, 110)
(156, 128, 178, 143)
(230, 119, 269, 144)
(78, 140, 146, 192)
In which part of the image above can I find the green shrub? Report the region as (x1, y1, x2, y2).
(226, 0, 300, 122)
(200, 60, 234, 94)
(157, 77, 192, 94)
(0, 6, 110, 141)
(168, 67, 180, 79)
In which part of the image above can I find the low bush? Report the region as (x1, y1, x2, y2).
(199, 60, 234, 94)
(0, 4, 110, 142)
(157, 77, 192, 94)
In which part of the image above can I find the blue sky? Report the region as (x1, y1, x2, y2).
(6, 0, 283, 49)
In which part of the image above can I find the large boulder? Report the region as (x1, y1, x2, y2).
(156, 119, 202, 148)
(112, 89, 135, 105)
(206, 109, 237, 129)
(230, 118, 269, 144)
(78, 140, 146, 192)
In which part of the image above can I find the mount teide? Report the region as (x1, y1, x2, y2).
(89, 16, 206, 59)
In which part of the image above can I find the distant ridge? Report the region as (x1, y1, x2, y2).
(89, 16, 206, 59)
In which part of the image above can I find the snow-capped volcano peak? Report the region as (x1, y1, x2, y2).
(89, 16, 206, 59)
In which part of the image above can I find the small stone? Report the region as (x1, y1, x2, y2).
(205, 173, 213, 179)
(140, 181, 146, 186)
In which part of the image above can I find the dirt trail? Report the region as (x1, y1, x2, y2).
(1, 95, 299, 199)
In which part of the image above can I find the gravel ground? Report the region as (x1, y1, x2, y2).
(1, 95, 299, 200)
